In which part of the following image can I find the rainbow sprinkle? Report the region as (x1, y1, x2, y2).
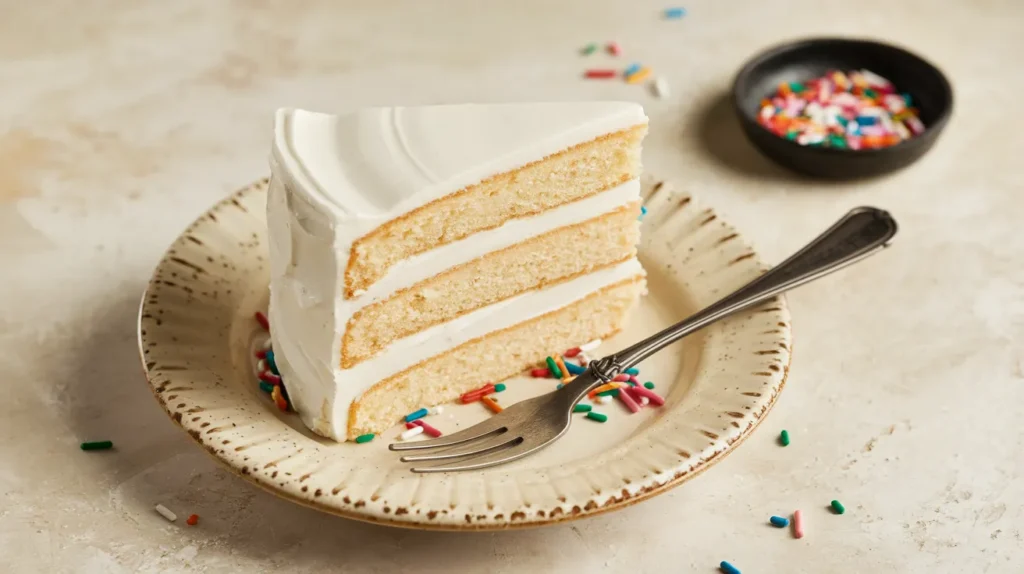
(757, 69, 924, 149)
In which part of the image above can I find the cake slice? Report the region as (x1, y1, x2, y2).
(266, 102, 648, 441)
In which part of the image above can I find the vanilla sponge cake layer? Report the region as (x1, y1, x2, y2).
(344, 126, 646, 296)
(341, 201, 642, 367)
(348, 277, 645, 438)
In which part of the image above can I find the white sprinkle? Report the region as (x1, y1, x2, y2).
(261, 337, 273, 350)
(578, 352, 591, 366)
(652, 76, 670, 99)
(859, 69, 892, 89)
(433, 405, 445, 415)
(598, 395, 614, 405)
(401, 425, 425, 441)
(580, 339, 602, 352)
(640, 396, 651, 406)
(154, 504, 177, 522)
(352, 289, 367, 297)
(256, 359, 268, 373)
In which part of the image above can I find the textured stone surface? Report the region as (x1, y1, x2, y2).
(1, 0, 1022, 572)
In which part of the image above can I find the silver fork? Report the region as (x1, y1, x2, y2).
(390, 206, 898, 472)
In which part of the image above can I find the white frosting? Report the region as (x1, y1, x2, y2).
(267, 102, 648, 440)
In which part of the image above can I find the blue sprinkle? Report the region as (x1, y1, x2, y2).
(769, 515, 789, 527)
(564, 362, 586, 375)
(624, 63, 642, 78)
(556, 383, 564, 389)
(265, 350, 279, 375)
(624, 367, 640, 376)
(664, 7, 686, 19)
(720, 561, 741, 574)
(638, 205, 647, 221)
(405, 408, 429, 422)
(856, 116, 878, 126)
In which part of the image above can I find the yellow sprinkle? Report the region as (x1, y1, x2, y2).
(626, 67, 651, 84)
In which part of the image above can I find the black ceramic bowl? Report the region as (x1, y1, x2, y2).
(732, 38, 953, 179)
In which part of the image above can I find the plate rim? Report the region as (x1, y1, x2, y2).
(138, 177, 792, 531)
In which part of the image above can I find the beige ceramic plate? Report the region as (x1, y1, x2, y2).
(138, 177, 792, 530)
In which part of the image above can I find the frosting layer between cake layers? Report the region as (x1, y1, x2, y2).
(267, 102, 648, 440)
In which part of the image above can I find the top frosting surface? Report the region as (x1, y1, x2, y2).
(273, 102, 647, 218)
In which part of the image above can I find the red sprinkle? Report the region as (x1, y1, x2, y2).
(564, 347, 582, 358)
(607, 41, 621, 56)
(530, 368, 552, 378)
(259, 371, 282, 385)
(254, 311, 270, 331)
(186, 514, 199, 526)
(460, 383, 496, 403)
(413, 420, 443, 438)
(585, 69, 617, 79)
(255, 349, 268, 359)
(405, 422, 417, 429)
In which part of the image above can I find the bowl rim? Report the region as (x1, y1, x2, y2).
(731, 36, 954, 157)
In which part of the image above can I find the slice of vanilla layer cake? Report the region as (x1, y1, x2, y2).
(267, 102, 648, 441)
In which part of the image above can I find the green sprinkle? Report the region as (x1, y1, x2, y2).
(355, 434, 375, 444)
(596, 388, 620, 397)
(586, 411, 608, 423)
(789, 82, 805, 92)
(573, 404, 592, 413)
(581, 43, 597, 55)
(259, 381, 274, 394)
(831, 499, 845, 514)
(863, 88, 878, 99)
(545, 356, 563, 379)
(643, 381, 655, 389)
(780, 430, 790, 446)
(494, 383, 506, 392)
(829, 135, 847, 149)
(785, 131, 798, 141)
(81, 441, 113, 451)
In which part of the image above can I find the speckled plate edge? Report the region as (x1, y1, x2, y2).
(138, 177, 792, 530)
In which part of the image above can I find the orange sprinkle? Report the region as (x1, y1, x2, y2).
(271, 386, 289, 411)
(553, 355, 571, 381)
(481, 396, 503, 413)
(186, 514, 199, 526)
(588, 382, 624, 399)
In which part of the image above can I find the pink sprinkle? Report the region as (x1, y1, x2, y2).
(564, 347, 582, 358)
(906, 116, 925, 135)
(607, 41, 621, 56)
(793, 510, 805, 538)
(627, 376, 640, 386)
(629, 385, 664, 406)
(613, 374, 630, 382)
(413, 420, 443, 438)
(254, 311, 270, 331)
(259, 371, 282, 385)
(617, 386, 641, 413)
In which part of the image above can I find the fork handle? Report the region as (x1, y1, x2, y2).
(583, 206, 898, 386)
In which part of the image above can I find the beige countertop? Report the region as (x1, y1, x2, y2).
(2, 1, 1022, 572)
